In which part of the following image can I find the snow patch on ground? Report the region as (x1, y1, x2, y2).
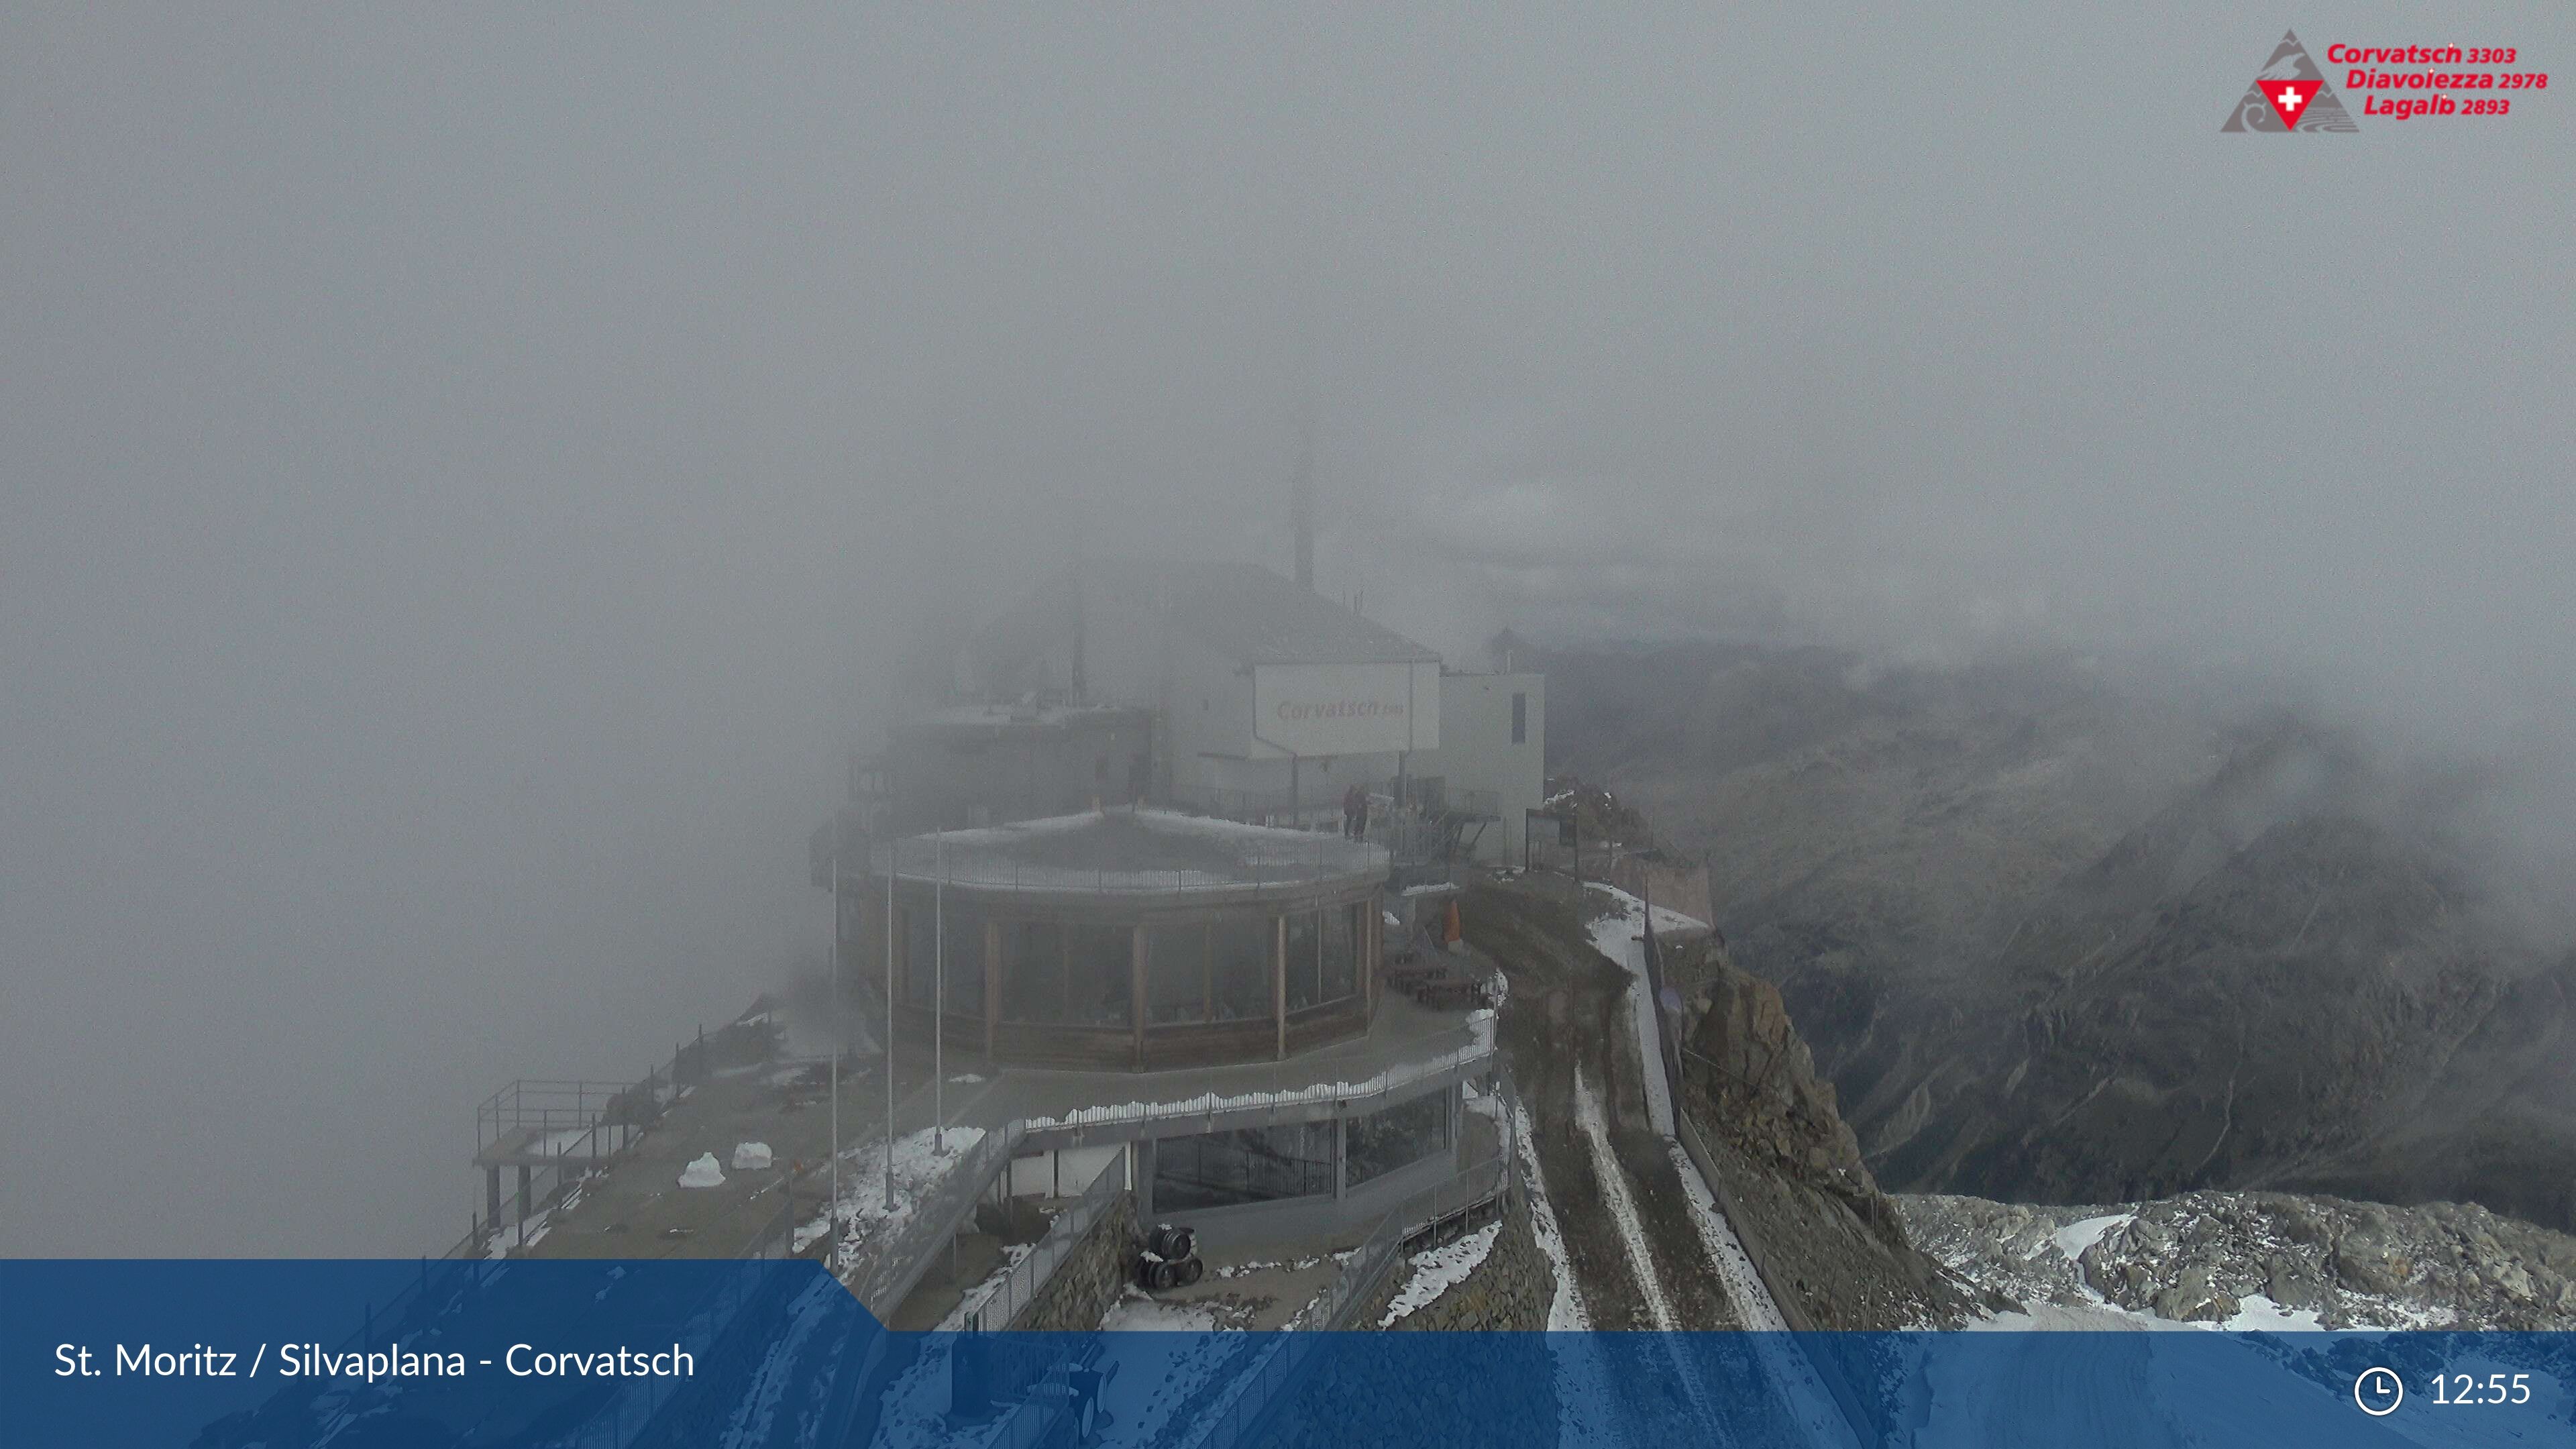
(1379, 1222, 1499, 1327)
(2051, 1212, 2132, 1264)
(828, 1125, 989, 1277)
(1665, 1142, 1783, 1332)
(932, 1242, 1037, 1332)
(1089, 1286, 1260, 1448)
(2220, 1293, 2322, 1332)
(790, 1214, 832, 1256)
(1589, 884, 1800, 1340)
(1585, 885, 1690, 1134)
(1019, 1045, 1492, 1133)
(1092, 1288, 1257, 1449)
(1571, 1069, 1675, 1332)
(1587, 882, 1708, 941)
(1664, 1141, 1854, 1446)
(1512, 1094, 1587, 1333)
(1100, 1291, 1220, 1333)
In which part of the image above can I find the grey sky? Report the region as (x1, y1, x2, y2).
(3, 5, 2569, 1254)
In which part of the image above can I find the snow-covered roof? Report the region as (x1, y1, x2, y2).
(874, 808, 1384, 896)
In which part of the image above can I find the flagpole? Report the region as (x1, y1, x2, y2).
(884, 841, 896, 1211)
(828, 835, 841, 1241)
(933, 826, 946, 1152)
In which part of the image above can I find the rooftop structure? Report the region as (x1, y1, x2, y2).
(849, 810, 1388, 1073)
(960, 561, 1446, 826)
(873, 808, 1381, 897)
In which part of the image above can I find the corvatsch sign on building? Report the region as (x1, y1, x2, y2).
(1251, 661, 1441, 757)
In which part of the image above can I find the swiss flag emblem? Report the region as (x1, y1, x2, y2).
(2263, 79, 2322, 129)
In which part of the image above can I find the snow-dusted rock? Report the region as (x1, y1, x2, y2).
(1902, 1189, 2576, 1330)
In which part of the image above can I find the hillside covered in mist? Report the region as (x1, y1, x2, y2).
(1546, 641, 2576, 1232)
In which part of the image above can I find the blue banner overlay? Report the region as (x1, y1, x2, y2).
(7, 1260, 2575, 1446)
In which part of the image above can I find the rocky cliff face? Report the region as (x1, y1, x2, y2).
(1902, 1189, 2576, 1331)
(1672, 936, 1975, 1328)
(1549, 640, 2576, 1232)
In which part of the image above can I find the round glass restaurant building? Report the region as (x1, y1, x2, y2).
(856, 809, 1387, 1071)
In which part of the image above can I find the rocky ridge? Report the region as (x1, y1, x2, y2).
(1902, 1189, 2576, 1330)
(1671, 934, 1974, 1328)
(1545, 639, 2576, 1232)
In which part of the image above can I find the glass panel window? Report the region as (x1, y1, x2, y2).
(1146, 924, 1208, 1024)
(1321, 904, 1358, 1004)
(902, 906, 937, 1007)
(1346, 1091, 1450, 1187)
(1284, 912, 1320, 1011)
(1152, 1123, 1335, 1210)
(1001, 920, 1065, 1023)
(838, 894, 865, 959)
(1067, 924, 1132, 1027)
(1211, 916, 1270, 1022)
(943, 906, 987, 1017)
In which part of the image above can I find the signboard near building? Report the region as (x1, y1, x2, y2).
(1250, 660, 1440, 757)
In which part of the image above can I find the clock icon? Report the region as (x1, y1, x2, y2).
(2355, 1366, 2404, 1417)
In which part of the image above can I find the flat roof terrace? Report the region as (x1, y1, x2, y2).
(872, 808, 1385, 899)
(500, 971, 1497, 1267)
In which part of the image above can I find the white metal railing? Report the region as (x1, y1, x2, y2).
(835, 1024, 1492, 1326)
(1309, 1069, 1522, 1332)
(871, 818, 1388, 898)
(1309, 1151, 1509, 1332)
(1020, 1022, 1493, 1135)
(1175, 1069, 1523, 1449)
(847, 1120, 1028, 1318)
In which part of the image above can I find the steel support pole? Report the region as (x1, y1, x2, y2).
(934, 828, 945, 1152)
(885, 849, 896, 1212)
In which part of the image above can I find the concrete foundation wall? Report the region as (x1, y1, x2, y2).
(1010, 1190, 1140, 1333)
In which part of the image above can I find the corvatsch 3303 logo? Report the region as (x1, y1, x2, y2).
(2222, 30, 2359, 131)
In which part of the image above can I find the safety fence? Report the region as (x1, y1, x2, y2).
(871, 822, 1387, 898)
(464, 1010, 789, 1259)
(959, 1148, 1128, 1332)
(1172, 1069, 1522, 1449)
(1310, 1071, 1521, 1332)
(846, 1119, 1030, 1320)
(221, 994, 840, 1447)
(1021, 1020, 1493, 1138)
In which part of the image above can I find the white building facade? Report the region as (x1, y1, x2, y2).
(953, 559, 1542, 861)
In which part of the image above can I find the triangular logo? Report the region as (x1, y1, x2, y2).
(2222, 30, 2359, 132)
